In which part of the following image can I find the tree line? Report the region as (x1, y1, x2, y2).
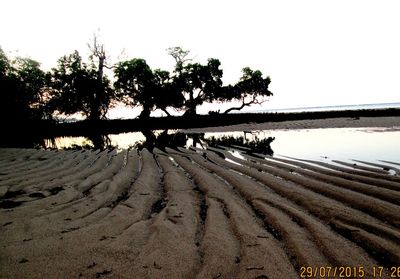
(0, 40, 273, 124)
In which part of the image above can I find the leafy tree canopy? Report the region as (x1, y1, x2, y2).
(168, 47, 272, 116)
(219, 67, 273, 114)
(48, 50, 113, 120)
(114, 58, 183, 118)
(0, 48, 48, 122)
(169, 47, 224, 116)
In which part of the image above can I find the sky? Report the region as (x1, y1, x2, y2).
(1, 0, 399, 117)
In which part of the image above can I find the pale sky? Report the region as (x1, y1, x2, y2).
(1, 0, 399, 116)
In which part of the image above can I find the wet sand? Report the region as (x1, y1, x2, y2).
(1, 117, 400, 278)
(182, 116, 400, 132)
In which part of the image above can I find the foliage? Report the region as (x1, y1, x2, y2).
(218, 67, 273, 114)
(204, 135, 275, 155)
(168, 47, 224, 116)
(168, 47, 272, 116)
(0, 48, 48, 122)
(135, 130, 188, 151)
(167, 47, 191, 72)
(114, 58, 183, 118)
(1, 42, 274, 125)
(47, 50, 113, 120)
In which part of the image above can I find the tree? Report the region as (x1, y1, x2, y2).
(149, 69, 183, 116)
(167, 47, 273, 115)
(168, 47, 224, 116)
(167, 47, 191, 73)
(114, 59, 183, 118)
(87, 35, 113, 120)
(114, 58, 156, 119)
(48, 50, 113, 120)
(220, 67, 273, 114)
(0, 48, 48, 122)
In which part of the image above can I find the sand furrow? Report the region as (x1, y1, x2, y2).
(35, 150, 116, 214)
(298, 158, 400, 183)
(60, 149, 140, 225)
(222, 150, 400, 226)
(380, 159, 400, 166)
(245, 154, 400, 205)
(171, 150, 298, 279)
(0, 149, 39, 168)
(332, 160, 390, 174)
(265, 155, 400, 196)
(40, 151, 132, 224)
(199, 148, 400, 265)
(0, 150, 81, 189)
(18, 150, 123, 225)
(75, 150, 124, 194)
(196, 149, 378, 272)
(273, 156, 400, 192)
(7, 150, 91, 192)
(331, 220, 400, 265)
(121, 148, 203, 278)
(0, 149, 71, 175)
(74, 148, 161, 242)
(1, 147, 399, 278)
(352, 159, 400, 175)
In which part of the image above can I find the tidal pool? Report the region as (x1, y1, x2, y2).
(46, 127, 400, 166)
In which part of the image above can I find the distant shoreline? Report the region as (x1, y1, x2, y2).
(3, 108, 400, 140)
(183, 116, 400, 133)
(53, 108, 400, 135)
(252, 101, 400, 114)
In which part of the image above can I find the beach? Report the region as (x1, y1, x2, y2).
(1, 116, 400, 278)
(182, 116, 400, 132)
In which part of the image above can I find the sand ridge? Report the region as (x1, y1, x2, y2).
(0, 141, 400, 278)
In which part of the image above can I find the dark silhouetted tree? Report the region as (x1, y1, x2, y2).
(114, 58, 155, 119)
(0, 48, 48, 122)
(168, 47, 272, 115)
(168, 47, 224, 116)
(221, 67, 273, 114)
(87, 35, 113, 120)
(48, 50, 113, 120)
(167, 46, 191, 73)
(114, 59, 183, 118)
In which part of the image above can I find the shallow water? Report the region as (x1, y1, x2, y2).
(204, 127, 400, 163)
(45, 127, 400, 165)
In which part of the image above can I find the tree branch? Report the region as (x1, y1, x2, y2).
(160, 108, 171, 117)
(222, 95, 265, 114)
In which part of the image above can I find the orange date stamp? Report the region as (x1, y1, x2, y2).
(299, 266, 400, 278)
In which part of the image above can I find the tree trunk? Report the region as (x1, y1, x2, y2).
(139, 104, 151, 119)
(187, 91, 197, 116)
(161, 108, 171, 117)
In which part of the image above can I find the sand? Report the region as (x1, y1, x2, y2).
(1, 117, 400, 278)
(182, 116, 400, 132)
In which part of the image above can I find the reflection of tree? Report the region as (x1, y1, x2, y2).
(137, 130, 203, 151)
(52, 134, 112, 150)
(0, 135, 47, 149)
(186, 133, 205, 148)
(87, 134, 111, 150)
(204, 135, 275, 156)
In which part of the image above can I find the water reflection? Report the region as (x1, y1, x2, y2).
(9, 127, 400, 165)
(42, 130, 275, 155)
(0, 134, 47, 149)
(45, 134, 112, 150)
(89, 134, 112, 150)
(135, 130, 189, 151)
(204, 135, 275, 156)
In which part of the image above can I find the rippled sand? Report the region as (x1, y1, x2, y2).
(1, 142, 399, 278)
